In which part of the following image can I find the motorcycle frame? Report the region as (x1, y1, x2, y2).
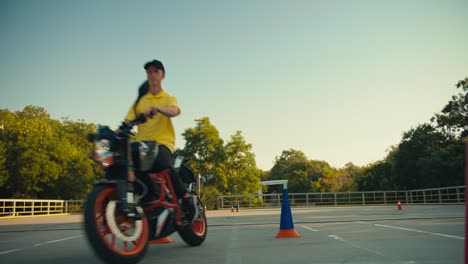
(92, 116, 188, 230)
(144, 168, 184, 225)
(94, 167, 185, 226)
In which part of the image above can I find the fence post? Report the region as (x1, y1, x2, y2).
(438, 190, 442, 203)
(383, 192, 387, 204)
(362, 193, 365, 205)
(423, 191, 427, 204)
(334, 193, 337, 206)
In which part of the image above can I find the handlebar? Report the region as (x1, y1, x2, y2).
(120, 114, 147, 130)
(118, 113, 147, 136)
(87, 114, 147, 142)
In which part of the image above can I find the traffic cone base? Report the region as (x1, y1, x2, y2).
(275, 228, 301, 238)
(149, 236, 174, 244)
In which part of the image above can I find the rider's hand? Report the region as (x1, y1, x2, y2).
(144, 107, 159, 118)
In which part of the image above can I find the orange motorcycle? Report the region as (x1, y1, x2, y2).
(84, 115, 207, 264)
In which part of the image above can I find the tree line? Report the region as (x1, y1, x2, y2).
(262, 77, 467, 193)
(0, 77, 466, 210)
(0, 106, 99, 199)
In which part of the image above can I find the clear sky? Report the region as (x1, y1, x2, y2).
(1, 0, 467, 171)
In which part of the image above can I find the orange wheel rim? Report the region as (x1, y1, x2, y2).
(94, 188, 149, 255)
(191, 218, 206, 236)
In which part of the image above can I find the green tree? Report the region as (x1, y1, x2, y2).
(332, 162, 360, 192)
(40, 118, 98, 199)
(415, 138, 464, 187)
(390, 124, 460, 189)
(0, 140, 7, 187)
(178, 117, 224, 180)
(1, 106, 62, 198)
(267, 149, 336, 193)
(267, 149, 309, 181)
(432, 77, 468, 138)
(0, 106, 98, 199)
(0, 109, 15, 187)
(223, 131, 262, 195)
(266, 149, 309, 193)
(352, 77, 466, 191)
(178, 118, 262, 208)
(355, 160, 393, 191)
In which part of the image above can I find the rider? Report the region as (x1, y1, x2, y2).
(124, 59, 197, 221)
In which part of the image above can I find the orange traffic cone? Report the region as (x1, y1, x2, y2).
(397, 200, 402, 211)
(149, 236, 174, 244)
(275, 188, 300, 238)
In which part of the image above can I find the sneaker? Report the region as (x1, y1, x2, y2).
(182, 194, 199, 222)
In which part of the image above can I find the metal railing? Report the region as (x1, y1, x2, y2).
(0, 199, 83, 217)
(217, 186, 466, 209)
(0, 186, 465, 217)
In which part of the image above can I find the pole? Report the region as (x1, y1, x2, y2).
(197, 174, 201, 195)
(464, 139, 467, 264)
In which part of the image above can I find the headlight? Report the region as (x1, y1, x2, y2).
(94, 139, 114, 168)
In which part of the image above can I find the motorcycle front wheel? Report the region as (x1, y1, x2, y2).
(177, 197, 207, 246)
(84, 185, 149, 264)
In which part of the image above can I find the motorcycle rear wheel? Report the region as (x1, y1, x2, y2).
(177, 197, 207, 246)
(84, 185, 149, 264)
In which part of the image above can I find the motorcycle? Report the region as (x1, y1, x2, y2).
(84, 114, 207, 264)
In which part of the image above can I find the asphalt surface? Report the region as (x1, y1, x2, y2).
(0, 205, 464, 264)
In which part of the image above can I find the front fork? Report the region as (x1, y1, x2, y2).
(115, 169, 140, 219)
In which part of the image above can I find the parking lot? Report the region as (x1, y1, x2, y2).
(0, 205, 464, 264)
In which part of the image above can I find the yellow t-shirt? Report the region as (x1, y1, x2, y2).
(125, 90, 180, 152)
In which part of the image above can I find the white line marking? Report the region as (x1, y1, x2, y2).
(303, 223, 387, 258)
(355, 221, 371, 225)
(328, 234, 343, 241)
(373, 224, 464, 240)
(301, 226, 319, 232)
(328, 234, 385, 256)
(0, 235, 81, 256)
(0, 248, 24, 255)
(33, 235, 81, 247)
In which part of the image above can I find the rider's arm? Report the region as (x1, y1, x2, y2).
(152, 105, 180, 118)
(143, 106, 180, 118)
(123, 105, 179, 124)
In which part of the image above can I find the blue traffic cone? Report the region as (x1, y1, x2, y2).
(275, 188, 300, 238)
